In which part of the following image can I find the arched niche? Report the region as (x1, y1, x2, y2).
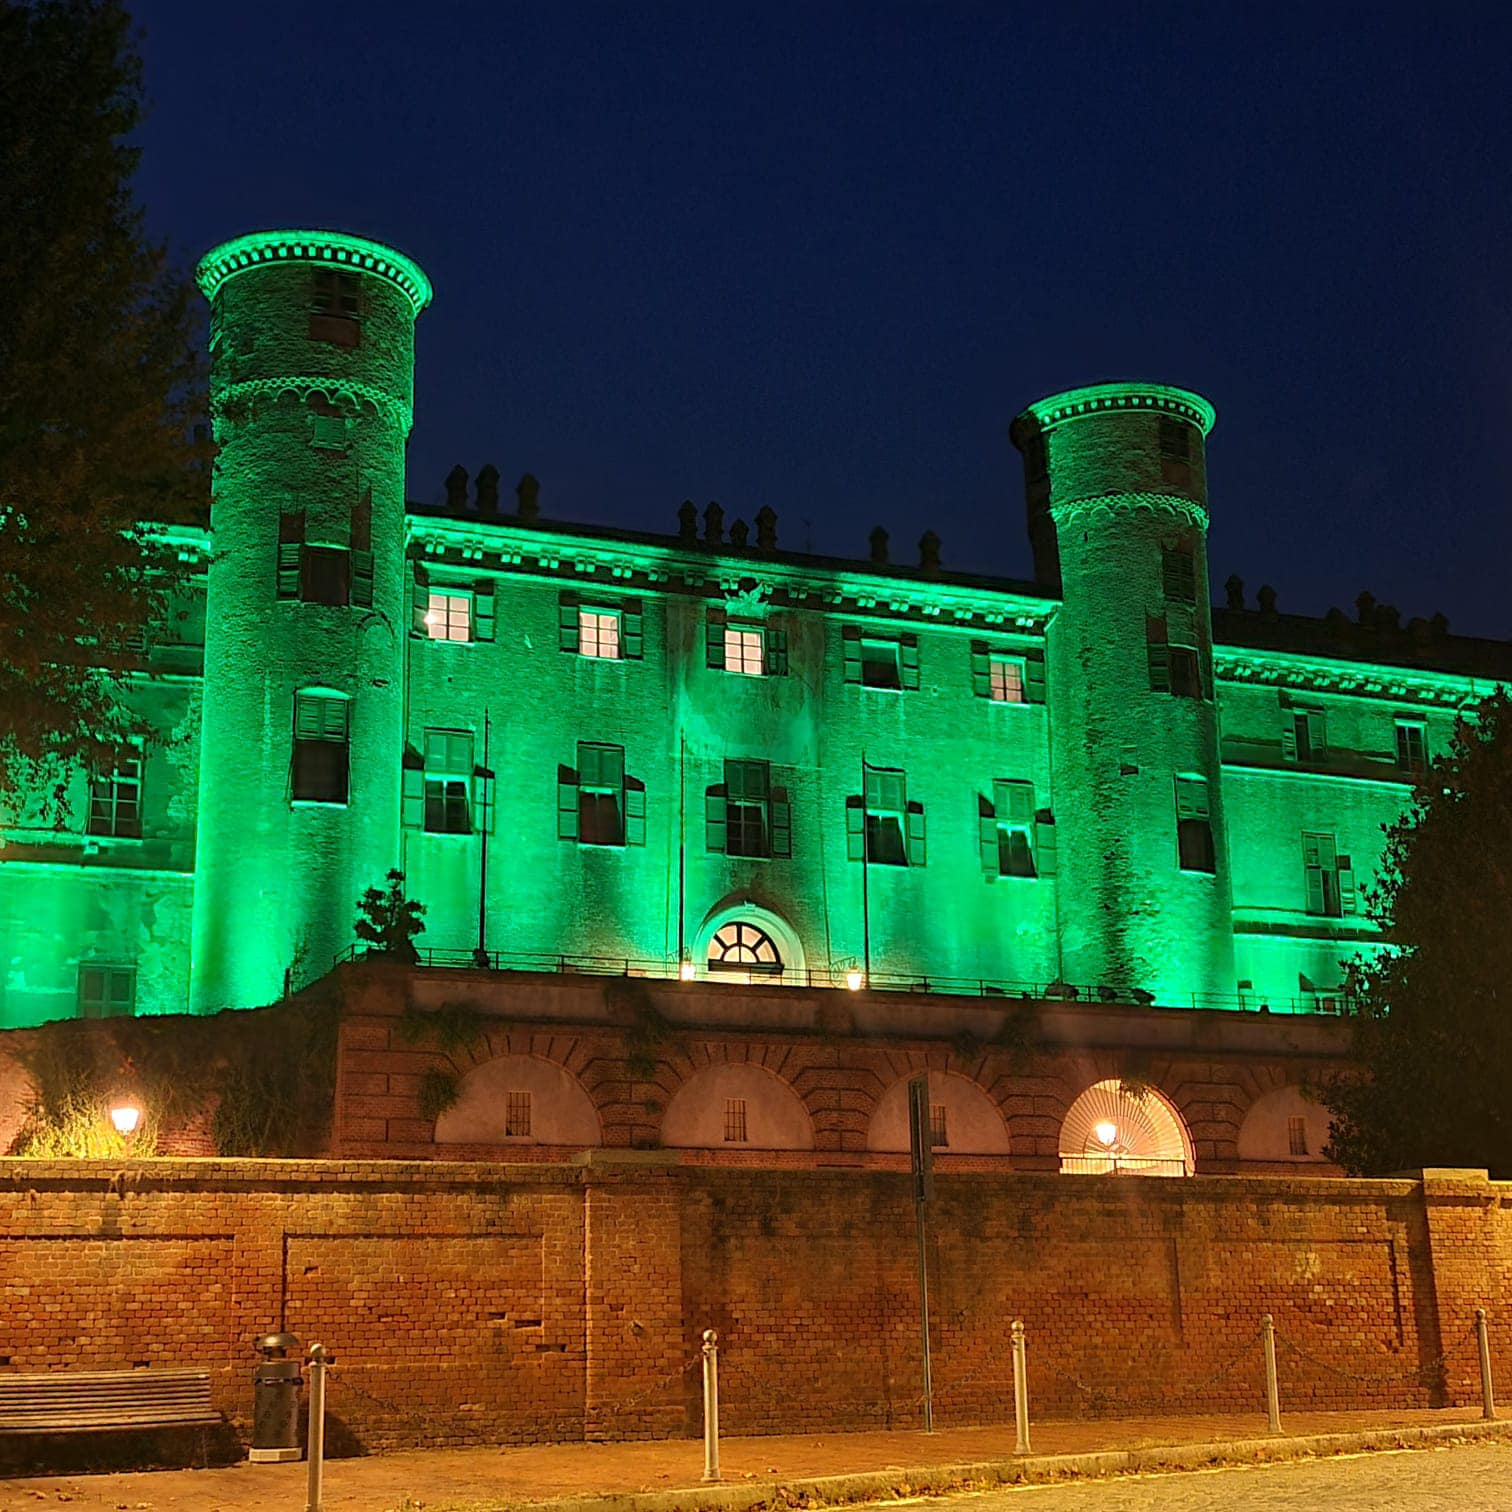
(661, 1062, 814, 1150)
(1059, 1079, 1194, 1177)
(1237, 1084, 1331, 1164)
(433, 1055, 601, 1147)
(866, 1070, 1011, 1155)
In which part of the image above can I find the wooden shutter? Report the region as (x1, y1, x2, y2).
(1302, 832, 1334, 913)
(842, 625, 862, 684)
(970, 641, 990, 698)
(1281, 710, 1298, 762)
(1034, 810, 1058, 877)
(401, 759, 424, 828)
(845, 797, 865, 861)
(900, 634, 921, 690)
(705, 787, 727, 852)
(979, 795, 999, 877)
(764, 627, 788, 676)
(997, 780, 1034, 826)
(411, 568, 430, 635)
(1146, 614, 1171, 693)
(905, 802, 927, 866)
(621, 600, 644, 660)
(351, 550, 374, 607)
(1024, 647, 1046, 704)
(277, 542, 302, 599)
(624, 778, 646, 845)
(770, 786, 791, 857)
(351, 492, 372, 552)
(558, 593, 580, 651)
(474, 580, 495, 642)
(706, 609, 726, 669)
(1338, 854, 1356, 913)
(556, 764, 579, 840)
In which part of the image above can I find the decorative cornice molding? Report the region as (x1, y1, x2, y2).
(196, 230, 432, 315)
(1017, 382, 1216, 436)
(1214, 646, 1486, 708)
(210, 377, 413, 433)
(1049, 491, 1208, 531)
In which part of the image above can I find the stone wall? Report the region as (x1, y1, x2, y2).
(1, 1158, 1505, 1451)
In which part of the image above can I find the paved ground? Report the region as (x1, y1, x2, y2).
(935, 1440, 1512, 1509)
(0, 1408, 1497, 1511)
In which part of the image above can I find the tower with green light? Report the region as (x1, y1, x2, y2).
(190, 232, 431, 1012)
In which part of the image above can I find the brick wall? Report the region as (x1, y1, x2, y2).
(1, 1157, 1506, 1451)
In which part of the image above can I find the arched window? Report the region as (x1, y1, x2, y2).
(707, 921, 782, 975)
(1059, 1079, 1194, 1177)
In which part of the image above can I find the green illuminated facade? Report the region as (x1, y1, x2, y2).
(0, 230, 1502, 1029)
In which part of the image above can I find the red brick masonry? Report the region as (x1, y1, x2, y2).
(1, 1158, 1506, 1451)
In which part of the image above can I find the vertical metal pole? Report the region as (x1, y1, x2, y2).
(476, 708, 490, 962)
(1011, 1318, 1031, 1455)
(1262, 1315, 1281, 1435)
(702, 1329, 720, 1483)
(1477, 1308, 1496, 1421)
(916, 1201, 934, 1432)
(305, 1343, 328, 1512)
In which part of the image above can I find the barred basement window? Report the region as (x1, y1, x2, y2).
(505, 1091, 532, 1138)
(723, 1098, 748, 1143)
(88, 750, 143, 839)
(292, 691, 350, 804)
(77, 965, 135, 1019)
(929, 1103, 948, 1148)
(1287, 1115, 1308, 1157)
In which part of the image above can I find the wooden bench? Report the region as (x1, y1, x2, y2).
(0, 1370, 219, 1434)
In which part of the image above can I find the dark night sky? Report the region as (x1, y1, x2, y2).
(133, 2, 1512, 636)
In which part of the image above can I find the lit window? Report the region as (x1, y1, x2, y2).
(989, 657, 1025, 704)
(78, 965, 135, 1019)
(724, 626, 764, 676)
(929, 1103, 948, 1148)
(724, 1098, 748, 1143)
(423, 730, 474, 834)
(1395, 718, 1427, 773)
(707, 922, 782, 974)
(88, 751, 143, 839)
(1175, 776, 1215, 874)
(505, 1091, 532, 1138)
(292, 691, 350, 804)
(1287, 1115, 1308, 1157)
(578, 609, 621, 660)
(425, 592, 472, 643)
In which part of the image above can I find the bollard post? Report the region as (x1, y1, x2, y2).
(305, 1342, 330, 1512)
(1477, 1308, 1496, 1421)
(1261, 1315, 1282, 1435)
(701, 1329, 720, 1483)
(1011, 1318, 1031, 1455)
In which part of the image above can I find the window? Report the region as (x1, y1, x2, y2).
(309, 270, 361, 347)
(1287, 1115, 1309, 1157)
(579, 609, 620, 659)
(559, 742, 645, 846)
(276, 514, 350, 606)
(1147, 614, 1203, 699)
(848, 767, 924, 866)
(77, 965, 134, 1019)
(1169, 647, 1202, 698)
(1302, 832, 1355, 917)
(423, 730, 474, 834)
(88, 751, 142, 839)
(706, 760, 791, 859)
(310, 413, 348, 450)
(723, 1098, 748, 1143)
(301, 546, 350, 607)
(843, 627, 919, 689)
(989, 656, 1026, 704)
(1159, 417, 1193, 488)
(1395, 718, 1427, 773)
(425, 591, 472, 642)
(292, 691, 350, 804)
(505, 1091, 532, 1138)
(929, 1103, 948, 1148)
(983, 780, 1036, 878)
(724, 625, 764, 677)
(707, 921, 783, 975)
(1161, 541, 1196, 603)
(1284, 705, 1326, 763)
(1175, 776, 1215, 874)
(970, 642, 1045, 703)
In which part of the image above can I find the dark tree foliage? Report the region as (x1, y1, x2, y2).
(1325, 690, 1512, 1176)
(0, 0, 207, 812)
(354, 870, 427, 961)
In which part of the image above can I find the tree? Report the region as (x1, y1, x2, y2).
(354, 871, 427, 962)
(0, 0, 207, 814)
(1324, 689, 1512, 1177)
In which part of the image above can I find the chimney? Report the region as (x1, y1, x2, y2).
(515, 473, 540, 523)
(704, 502, 724, 546)
(918, 530, 941, 574)
(475, 463, 500, 515)
(729, 519, 749, 549)
(1224, 574, 1244, 611)
(869, 526, 889, 564)
(754, 506, 777, 551)
(444, 464, 469, 513)
(677, 500, 698, 543)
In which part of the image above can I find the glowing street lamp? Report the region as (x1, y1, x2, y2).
(1094, 1120, 1118, 1147)
(679, 955, 696, 982)
(110, 1103, 142, 1137)
(845, 967, 864, 992)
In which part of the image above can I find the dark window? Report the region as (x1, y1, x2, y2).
(724, 1098, 748, 1142)
(423, 730, 473, 833)
(725, 760, 770, 857)
(87, 753, 142, 839)
(929, 1103, 949, 1147)
(1395, 719, 1427, 772)
(1162, 542, 1196, 603)
(292, 692, 349, 804)
(1303, 831, 1354, 917)
(1175, 776, 1215, 873)
(300, 546, 350, 607)
(1159, 417, 1193, 487)
(861, 639, 902, 689)
(505, 1091, 532, 1138)
(1169, 646, 1202, 698)
(309, 271, 361, 347)
(990, 779, 1036, 877)
(1286, 707, 1325, 763)
(578, 742, 625, 846)
(1288, 1116, 1308, 1157)
(77, 965, 135, 1019)
(852, 767, 924, 866)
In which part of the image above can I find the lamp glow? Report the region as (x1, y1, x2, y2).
(845, 968, 864, 991)
(1094, 1120, 1118, 1146)
(679, 958, 696, 981)
(111, 1104, 142, 1136)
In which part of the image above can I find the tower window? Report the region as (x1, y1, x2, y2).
(1175, 775, 1215, 874)
(87, 750, 143, 839)
(723, 1098, 748, 1143)
(578, 608, 621, 660)
(309, 270, 361, 347)
(77, 965, 135, 1019)
(1395, 718, 1427, 772)
(505, 1091, 532, 1138)
(310, 413, 348, 450)
(1147, 614, 1203, 699)
(1161, 541, 1197, 604)
(423, 730, 474, 834)
(1158, 417, 1193, 487)
(300, 546, 350, 607)
(425, 591, 472, 642)
(292, 691, 350, 804)
(724, 625, 765, 676)
(1169, 647, 1201, 698)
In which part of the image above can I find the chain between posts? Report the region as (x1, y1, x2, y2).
(1044, 1326, 1265, 1414)
(1273, 1320, 1481, 1387)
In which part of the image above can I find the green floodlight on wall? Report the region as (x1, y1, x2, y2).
(1017, 381, 1217, 437)
(195, 229, 434, 315)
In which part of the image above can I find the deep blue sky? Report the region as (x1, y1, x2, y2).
(134, 2, 1512, 635)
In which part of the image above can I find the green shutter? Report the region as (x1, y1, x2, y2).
(706, 610, 726, 669)
(1304, 862, 1325, 914)
(351, 549, 374, 608)
(979, 797, 999, 877)
(1147, 643, 1171, 693)
(970, 641, 990, 698)
(622, 600, 644, 660)
(1034, 810, 1058, 877)
(770, 786, 791, 857)
(765, 627, 788, 676)
(705, 788, 727, 852)
(1338, 854, 1356, 913)
(906, 803, 927, 866)
(996, 780, 1034, 825)
(474, 580, 495, 642)
(401, 761, 424, 828)
(557, 764, 579, 840)
(842, 625, 861, 684)
(845, 797, 865, 861)
(900, 634, 920, 690)
(412, 570, 431, 635)
(1024, 648, 1046, 704)
(624, 780, 646, 845)
(558, 593, 579, 651)
(476, 769, 495, 834)
(277, 542, 302, 599)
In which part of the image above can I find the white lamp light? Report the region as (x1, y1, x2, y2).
(845, 968, 864, 992)
(679, 956, 696, 981)
(1094, 1120, 1118, 1147)
(111, 1103, 142, 1136)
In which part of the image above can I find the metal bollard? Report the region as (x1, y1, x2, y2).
(1261, 1315, 1282, 1435)
(701, 1329, 720, 1483)
(305, 1342, 332, 1512)
(1011, 1318, 1031, 1456)
(1478, 1308, 1497, 1421)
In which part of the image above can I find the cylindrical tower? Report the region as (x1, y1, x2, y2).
(1010, 383, 1235, 1008)
(190, 231, 431, 1010)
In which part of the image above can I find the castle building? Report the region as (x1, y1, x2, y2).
(2, 229, 1505, 1171)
